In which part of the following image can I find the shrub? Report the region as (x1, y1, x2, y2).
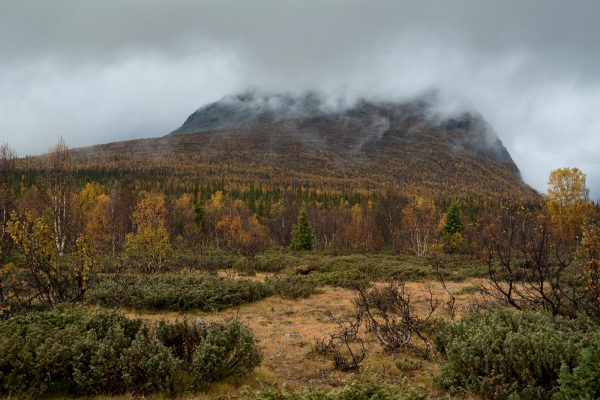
(266, 274, 320, 298)
(435, 309, 595, 399)
(395, 357, 423, 374)
(0, 307, 140, 396)
(121, 330, 180, 394)
(246, 380, 428, 400)
(355, 280, 438, 355)
(314, 314, 366, 372)
(0, 307, 261, 397)
(86, 273, 271, 311)
(556, 330, 600, 399)
(71, 324, 132, 394)
(313, 269, 370, 289)
(252, 250, 484, 284)
(192, 319, 262, 384)
(155, 318, 207, 363)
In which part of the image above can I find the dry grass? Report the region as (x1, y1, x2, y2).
(117, 279, 483, 399)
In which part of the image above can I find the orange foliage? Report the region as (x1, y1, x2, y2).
(216, 215, 270, 259)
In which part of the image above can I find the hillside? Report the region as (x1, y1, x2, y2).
(49, 91, 535, 199)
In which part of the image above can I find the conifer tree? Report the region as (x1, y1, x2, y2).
(443, 202, 464, 236)
(256, 198, 265, 218)
(194, 198, 205, 229)
(442, 202, 465, 253)
(290, 208, 315, 251)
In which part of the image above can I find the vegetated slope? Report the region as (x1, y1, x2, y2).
(61, 91, 536, 199)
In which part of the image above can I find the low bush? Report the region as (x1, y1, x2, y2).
(395, 357, 423, 374)
(435, 309, 595, 399)
(246, 380, 429, 400)
(120, 330, 180, 394)
(193, 319, 262, 383)
(155, 318, 206, 363)
(86, 273, 271, 311)
(175, 246, 240, 272)
(254, 250, 484, 286)
(266, 274, 320, 298)
(311, 269, 370, 289)
(0, 307, 262, 397)
(556, 330, 600, 399)
(313, 315, 366, 372)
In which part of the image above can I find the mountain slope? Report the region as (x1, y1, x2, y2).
(171, 92, 516, 169)
(65, 91, 535, 199)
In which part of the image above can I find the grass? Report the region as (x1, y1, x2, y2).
(33, 249, 489, 399)
(454, 284, 481, 296)
(75, 277, 482, 399)
(118, 279, 482, 397)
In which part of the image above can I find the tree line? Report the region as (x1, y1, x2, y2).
(0, 138, 599, 316)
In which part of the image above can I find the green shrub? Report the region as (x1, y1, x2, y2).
(155, 318, 207, 363)
(311, 269, 370, 289)
(556, 330, 600, 399)
(193, 319, 262, 384)
(121, 330, 180, 394)
(246, 380, 428, 400)
(86, 273, 272, 311)
(253, 250, 484, 284)
(266, 274, 320, 298)
(435, 309, 595, 399)
(334, 381, 428, 400)
(71, 324, 131, 394)
(395, 357, 423, 374)
(0, 308, 262, 397)
(0, 307, 140, 396)
(188, 246, 240, 271)
(252, 252, 289, 272)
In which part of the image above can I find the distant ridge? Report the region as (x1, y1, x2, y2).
(39, 90, 536, 200)
(170, 91, 518, 171)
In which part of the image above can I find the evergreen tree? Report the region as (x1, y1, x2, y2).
(256, 198, 265, 218)
(193, 198, 205, 228)
(289, 208, 315, 251)
(443, 202, 464, 236)
(442, 201, 465, 253)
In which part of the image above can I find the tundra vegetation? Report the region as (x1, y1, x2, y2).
(0, 139, 599, 399)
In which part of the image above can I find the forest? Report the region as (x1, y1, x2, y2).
(1, 138, 599, 400)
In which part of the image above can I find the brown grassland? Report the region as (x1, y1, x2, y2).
(106, 277, 483, 400)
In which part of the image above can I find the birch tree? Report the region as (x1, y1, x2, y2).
(0, 143, 16, 226)
(46, 137, 74, 256)
(402, 196, 438, 256)
(0, 143, 16, 264)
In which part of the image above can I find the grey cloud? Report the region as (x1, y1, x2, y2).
(0, 0, 599, 198)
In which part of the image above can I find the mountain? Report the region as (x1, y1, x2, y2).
(63, 91, 535, 200)
(172, 91, 516, 168)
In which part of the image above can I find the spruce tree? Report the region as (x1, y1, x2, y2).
(193, 198, 205, 228)
(290, 208, 315, 251)
(443, 202, 464, 236)
(442, 202, 465, 253)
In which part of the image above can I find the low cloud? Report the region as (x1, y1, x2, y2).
(0, 1, 598, 198)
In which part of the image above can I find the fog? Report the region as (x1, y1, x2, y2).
(0, 1, 598, 197)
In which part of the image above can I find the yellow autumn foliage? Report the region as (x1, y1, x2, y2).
(546, 167, 594, 242)
(125, 192, 172, 272)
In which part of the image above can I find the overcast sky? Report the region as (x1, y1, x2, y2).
(0, 0, 598, 198)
